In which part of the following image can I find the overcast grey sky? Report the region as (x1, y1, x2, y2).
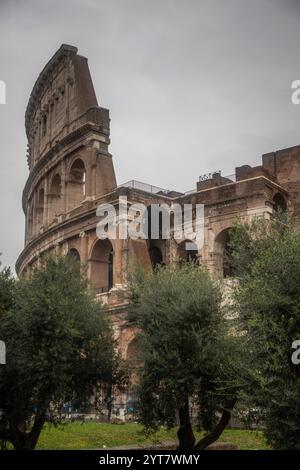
(1, 0, 300, 270)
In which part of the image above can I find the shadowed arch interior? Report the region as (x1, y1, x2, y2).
(177, 239, 198, 263)
(67, 248, 80, 261)
(273, 193, 287, 212)
(90, 239, 114, 293)
(215, 228, 234, 278)
(67, 158, 86, 211)
(48, 173, 62, 222)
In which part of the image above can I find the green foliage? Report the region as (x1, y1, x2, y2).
(230, 214, 300, 449)
(127, 263, 240, 449)
(0, 255, 127, 449)
(0, 257, 15, 316)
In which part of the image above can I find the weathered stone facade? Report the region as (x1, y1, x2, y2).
(17, 44, 298, 372)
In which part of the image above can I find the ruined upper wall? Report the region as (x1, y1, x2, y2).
(25, 44, 109, 169)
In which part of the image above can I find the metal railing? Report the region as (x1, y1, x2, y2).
(118, 173, 237, 200)
(94, 286, 110, 295)
(118, 180, 171, 195)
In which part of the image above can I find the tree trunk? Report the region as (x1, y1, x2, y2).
(177, 391, 196, 450)
(106, 383, 113, 422)
(107, 402, 112, 422)
(11, 411, 46, 450)
(0, 429, 12, 449)
(194, 398, 237, 450)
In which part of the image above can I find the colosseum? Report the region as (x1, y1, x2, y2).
(16, 44, 300, 410)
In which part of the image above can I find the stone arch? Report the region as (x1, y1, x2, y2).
(214, 228, 234, 278)
(67, 158, 86, 211)
(48, 173, 62, 222)
(273, 192, 287, 212)
(89, 238, 114, 293)
(67, 248, 81, 275)
(177, 239, 199, 263)
(148, 245, 163, 268)
(51, 174, 61, 195)
(142, 205, 169, 269)
(67, 248, 80, 262)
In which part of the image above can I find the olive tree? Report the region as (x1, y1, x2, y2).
(127, 263, 240, 450)
(229, 214, 300, 449)
(0, 256, 127, 450)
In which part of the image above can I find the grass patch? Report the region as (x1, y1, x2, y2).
(35, 422, 270, 450)
(217, 429, 270, 450)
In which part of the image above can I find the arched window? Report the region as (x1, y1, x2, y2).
(90, 239, 114, 293)
(67, 159, 86, 211)
(214, 228, 234, 278)
(49, 173, 62, 222)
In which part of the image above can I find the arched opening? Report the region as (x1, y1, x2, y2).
(149, 245, 163, 269)
(36, 187, 44, 231)
(67, 248, 81, 276)
(67, 159, 86, 211)
(214, 228, 234, 278)
(90, 239, 114, 293)
(177, 240, 198, 264)
(273, 193, 287, 213)
(67, 248, 80, 262)
(49, 173, 62, 222)
(142, 205, 166, 269)
(51, 174, 61, 196)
